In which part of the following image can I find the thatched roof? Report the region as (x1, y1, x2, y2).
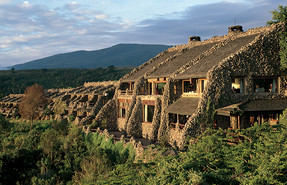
(216, 99, 287, 116)
(166, 97, 200, 115)
(147, 42, 218, 78)
(122, 50, 178, 82)
(175, 34, 260, 79)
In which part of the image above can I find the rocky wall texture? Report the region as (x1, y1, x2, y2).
(84, 81, 119, 88)
(120, 47, 179, 82)
(150, 98, 161, 141)
(94, 99, 118, 130)
(157, 79, 172, 141)
(93, 23, 286, 149)
(179, 23, 286, 147)
(124, 77, 145, 130)
(0, 82, 116, 125)
(91, 96, 106, 117)
(117, 118, 126, 131)
(142, 123, 153, 139)
(126, 97, 143, 137)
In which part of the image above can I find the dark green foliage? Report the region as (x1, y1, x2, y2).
(85, 132, 135, 165)
(52, 118, 69, 134)
(0, 90, 3, 100)
(267, 5, 287, 70)
(1, 109, 287, 184)
(0, 148, 42, 184)
(0, 68, 131, 96)
(267, 5, 287, 25)
(0, 118, 136, 184)
(279, 30, 287, 69)
(12, 44, 170, 70)
(99, 119, 287, 184)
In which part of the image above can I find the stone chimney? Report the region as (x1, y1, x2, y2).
(188, 36, 201, 44)
(228, 25, 243, 35)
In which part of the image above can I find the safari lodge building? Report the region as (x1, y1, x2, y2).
(96, 23, 287, 147)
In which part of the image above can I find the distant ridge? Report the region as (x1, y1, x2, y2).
(12, 44, 171, 70)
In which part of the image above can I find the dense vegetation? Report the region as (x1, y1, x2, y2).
(266, 5, 287, 69)
(12, 44, 170, 70)
(0, 111, 287, 184)
(0, 67, 132, 96)
(0, 117, 136, 184)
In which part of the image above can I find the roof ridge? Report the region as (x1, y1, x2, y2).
(207, 23, 283, 79)
(144, 41, 219, 78)
(172, 33, 244, 79)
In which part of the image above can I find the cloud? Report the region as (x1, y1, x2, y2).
(0, 0, 11, 5)
(114, 0, 286, 45)
(0, 2, 124, 66)
(0, 0, 286, 67)
(95, 14, 109, 19)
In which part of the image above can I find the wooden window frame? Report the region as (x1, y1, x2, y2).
(253, 77, 278, 93)
(142, 100, 155, 123)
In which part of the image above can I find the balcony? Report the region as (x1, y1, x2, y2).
(118, 89, 133, 95)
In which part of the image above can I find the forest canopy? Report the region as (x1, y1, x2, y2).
(0, 67, 132, 97)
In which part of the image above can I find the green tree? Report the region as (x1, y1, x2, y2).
(267, 5, 287, 69)
(19, 83, 47, 129)
(267, 5, 287, 25)
(10, 67, 15, 74)
(0, 89, 4, 99)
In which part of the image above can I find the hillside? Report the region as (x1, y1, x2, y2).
(0, 67, 132, 96)
(12, 44, 171, 70)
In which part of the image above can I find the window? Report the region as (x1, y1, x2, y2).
(183, 79, 197, 93)
(168, 113, 189, 129)
(169, 113, 177, 123)
(119, 102, 126, 118)
(120, 83, 129, 90)
(144, 105, 155, 122)
(173, 85, 177, 95)
(148, 82, 152, 95)
(254, 78, 277, 93)
(169, 113, 177, 129)
(179, 115, 189, 124)
(201, 80, 206, 93)
(120, 82, 134, 94)
(156, 83, 165, 95)
(232, 78, 245, 94)
(139, 87, 145, 95)
(179, 115, 189, 129)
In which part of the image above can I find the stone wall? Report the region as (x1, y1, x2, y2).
(0, 82, 116, 124)
(150, 98, 161, 141)
(93, 99, 118, 130)
(127, 97, 143, 137)
(93, 23, 286, 149)
(84, 81, 119, 88)
(158, 78, 172, 141)
(179, 23, 286, 147)
(118, 118, 126, 131)
(142, 122, 153, 139)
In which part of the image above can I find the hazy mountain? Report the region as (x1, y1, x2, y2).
(12, 44, 171, 70)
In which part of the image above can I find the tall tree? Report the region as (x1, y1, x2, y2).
(267, 5, 287, 69)
(19, 83, 47, 129)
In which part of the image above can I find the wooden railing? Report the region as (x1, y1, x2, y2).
(118, 90, 133, 95)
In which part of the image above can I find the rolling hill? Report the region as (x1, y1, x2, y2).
(12, 44, 171, 70)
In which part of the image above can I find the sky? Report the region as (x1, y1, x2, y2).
(0, 0, 286, 67)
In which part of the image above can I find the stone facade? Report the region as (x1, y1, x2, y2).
(0, 81, 117, 125)
(94, 23, 287, 149)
